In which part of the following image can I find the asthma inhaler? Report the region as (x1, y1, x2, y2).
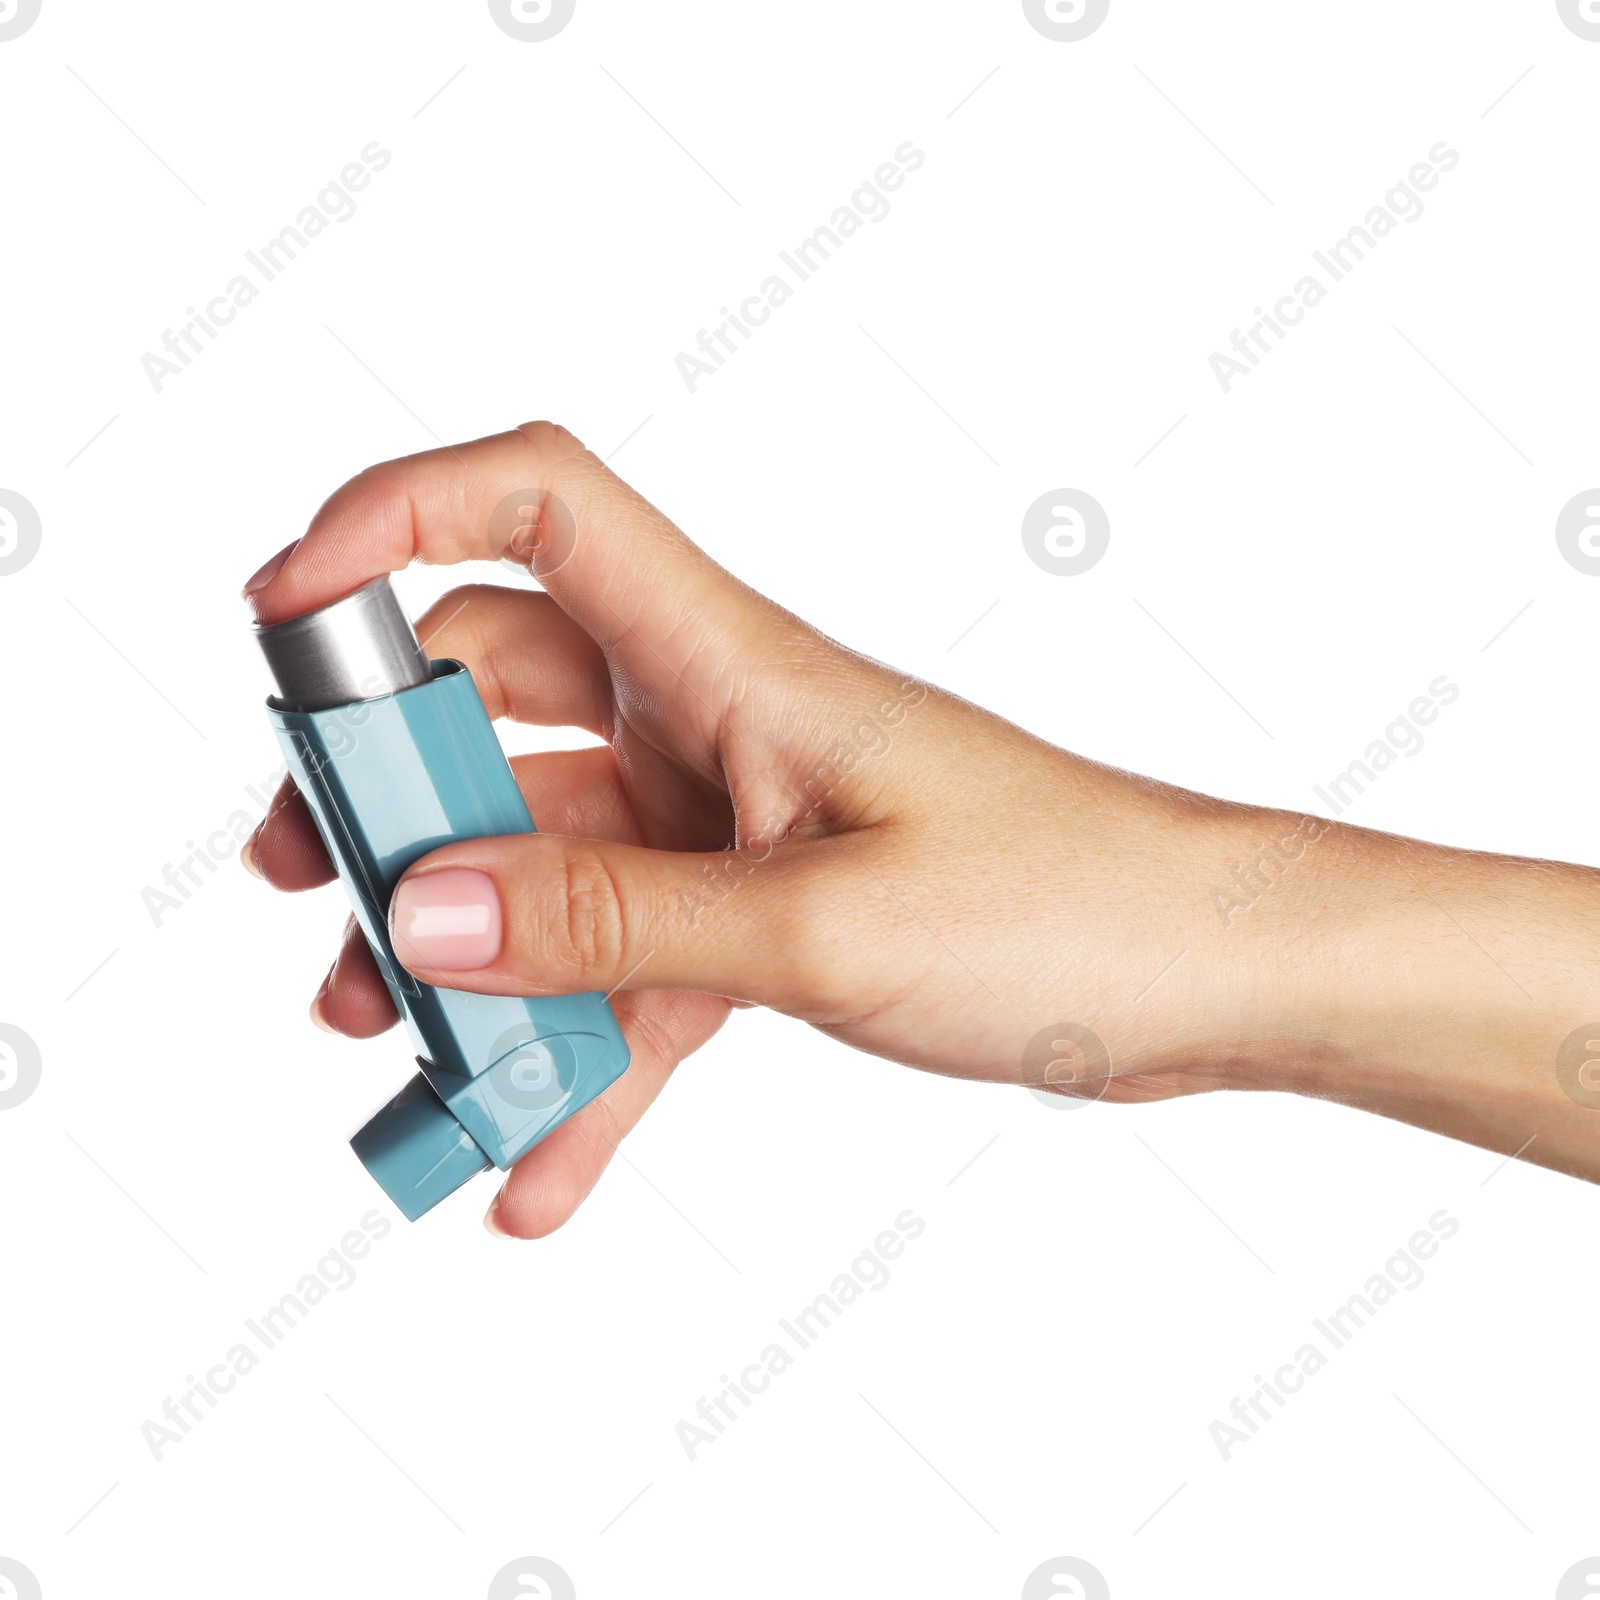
(254, 577, 630, 1220)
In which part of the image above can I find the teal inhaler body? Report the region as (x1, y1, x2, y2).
(256, 578, 630, 1220)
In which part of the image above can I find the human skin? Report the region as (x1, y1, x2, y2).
(242, 422, 1600, 1236)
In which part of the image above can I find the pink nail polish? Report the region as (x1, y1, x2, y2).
(391, 869, 502, 971)
(243, 540, 299, 597)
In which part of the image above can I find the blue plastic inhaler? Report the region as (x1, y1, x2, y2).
(254, 577, 630, 1220)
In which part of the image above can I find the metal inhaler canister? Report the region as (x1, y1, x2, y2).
(254, 577, 630, 1220)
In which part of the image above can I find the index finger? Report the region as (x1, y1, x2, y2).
(242, 421, 761, 668)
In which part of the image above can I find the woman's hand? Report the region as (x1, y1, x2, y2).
(244, 423, 1600, 1235)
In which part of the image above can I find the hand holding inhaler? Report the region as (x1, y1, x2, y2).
(244, 423, 1600, 1235)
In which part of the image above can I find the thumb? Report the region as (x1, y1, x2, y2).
(387, 832, 826, 1011)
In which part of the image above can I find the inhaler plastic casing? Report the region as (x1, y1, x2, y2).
(256, 578, 630, 1221)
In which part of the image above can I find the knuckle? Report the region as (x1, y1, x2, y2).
(514, 419, 589, 461)
(573, 1089, 624, 1165)
(540, 843, 629, 980)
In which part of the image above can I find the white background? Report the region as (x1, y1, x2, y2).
(2, 2, 1599, 1596)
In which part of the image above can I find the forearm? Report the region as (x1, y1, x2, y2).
(1216, 810, 1600, 1181)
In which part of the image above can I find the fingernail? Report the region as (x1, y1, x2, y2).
(241, 830, 262, 878)
(309, 965, 335, 1032)
(483, 1194, 512, 1237)
(390, 868, 502, 971)
(243, 539, 298, 597)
